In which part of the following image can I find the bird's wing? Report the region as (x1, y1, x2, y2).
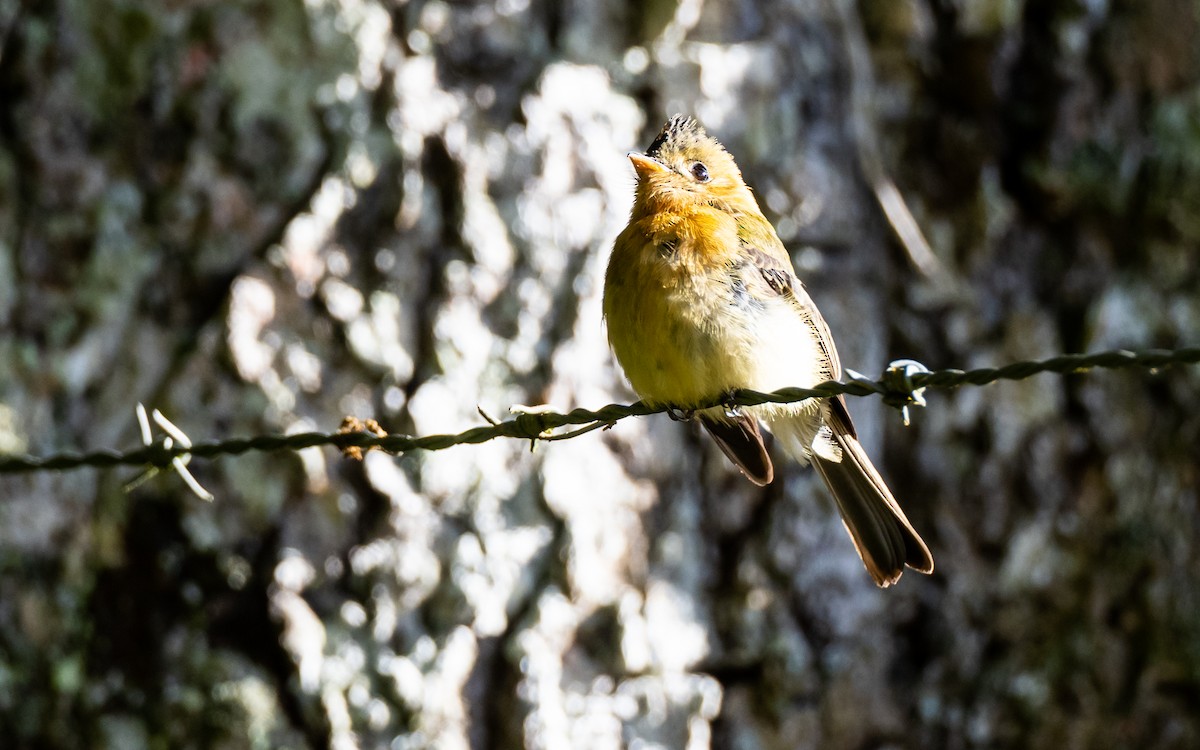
(699, 413, 774, 486)
(733, 216, 842, 383)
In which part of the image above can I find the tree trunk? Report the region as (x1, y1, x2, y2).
(1, 0, 1197, 747)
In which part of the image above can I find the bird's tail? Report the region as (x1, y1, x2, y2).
(776, 398, 933, 587)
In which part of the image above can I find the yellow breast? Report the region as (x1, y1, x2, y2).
(604, 212, 760, 407)
(603, 202, 833, 414)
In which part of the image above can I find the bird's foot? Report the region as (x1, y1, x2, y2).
(721, 391, 744, 419)
(666, 406, 695, 422)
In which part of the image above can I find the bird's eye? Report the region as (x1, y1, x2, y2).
(690, 162, 710, 182)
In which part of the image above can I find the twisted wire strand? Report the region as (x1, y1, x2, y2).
(1, 346, 1196, 475)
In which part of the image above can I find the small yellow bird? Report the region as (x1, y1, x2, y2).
(603, 115, 933, 586)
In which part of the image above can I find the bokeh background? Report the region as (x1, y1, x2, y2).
(2, 0, 1199, 747)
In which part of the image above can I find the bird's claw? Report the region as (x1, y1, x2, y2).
(721, 392, 744, 420)
(666, 406, 695, 422)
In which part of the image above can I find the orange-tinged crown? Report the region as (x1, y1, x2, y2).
(645, 115, 709, 160)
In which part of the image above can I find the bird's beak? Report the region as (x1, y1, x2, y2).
(628, 152, 668, 179)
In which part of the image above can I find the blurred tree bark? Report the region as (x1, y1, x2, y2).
(1, 0, 1198, 748)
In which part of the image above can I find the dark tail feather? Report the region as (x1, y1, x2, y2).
(814, 398, 933, 586)
(700, 413, 774, 486)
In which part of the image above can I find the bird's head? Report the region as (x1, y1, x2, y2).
(627, 115, 756, 217)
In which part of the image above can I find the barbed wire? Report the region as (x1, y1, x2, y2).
(0, 346, 1196, 479)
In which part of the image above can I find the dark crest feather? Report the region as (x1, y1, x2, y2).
(645, 115, 706, 158)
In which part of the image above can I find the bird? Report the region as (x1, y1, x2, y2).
(602, 115, 933, 586)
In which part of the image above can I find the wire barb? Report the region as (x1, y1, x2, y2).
(883, 359, 930, 426)
(0, 346, 1196, 477)
(122, 403, 214, 501)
